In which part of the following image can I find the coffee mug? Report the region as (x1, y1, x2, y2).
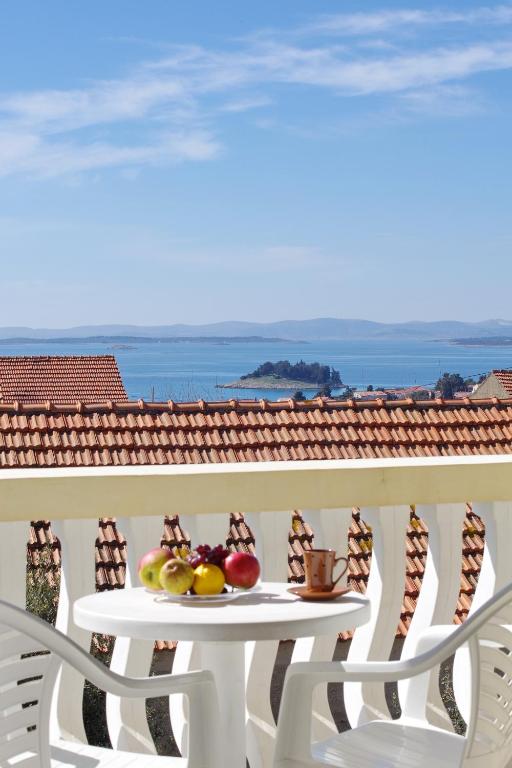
(303, 549, 349, 592)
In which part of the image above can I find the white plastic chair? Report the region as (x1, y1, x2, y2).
(0, 598, 220, 767)
(274, 580, 512, 768)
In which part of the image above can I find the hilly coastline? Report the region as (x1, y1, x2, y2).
(0, 335, 289, 345)
(2, 318, 512, 342)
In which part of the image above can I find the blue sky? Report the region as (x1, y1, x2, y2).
(1, 1, 512, 327)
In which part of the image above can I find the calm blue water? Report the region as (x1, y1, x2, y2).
(1, 338, 511, 401)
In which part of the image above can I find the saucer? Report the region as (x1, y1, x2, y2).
(287, 586, 351, 601)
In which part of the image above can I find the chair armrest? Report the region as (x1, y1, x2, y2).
(407, 625, 458, 657)
(285, 625, 461, 687)
(99, 667, 216, 699)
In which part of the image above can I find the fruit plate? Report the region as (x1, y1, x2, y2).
(154, 585, 260, 604)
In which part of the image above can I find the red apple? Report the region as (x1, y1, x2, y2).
(222, 552, 260, 589)
(138, 548, 172, 591)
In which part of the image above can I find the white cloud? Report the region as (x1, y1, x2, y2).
(400, 84, 485, 117)
(0, 130, 219, 178)
(1, 4, 512, 179)
(301, 42, 512, 94)
(142, 35, 512, 97)
(304, 5, 512, 37)
(219, 95, 272, 113)
(0, 77, 186, 133)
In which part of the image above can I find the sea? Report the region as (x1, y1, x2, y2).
(1, 338, 512, 402)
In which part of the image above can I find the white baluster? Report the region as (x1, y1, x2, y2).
(0, 520, 30, 739)
(244, 510, 291, 768)
(187, 513, 228, 550)
(469, 502, 512, 610)
(345, 505, 410, 727)
(106, 516, 165, 753)
(399, 504, 465, 729)
(0, 522, 28, 607)
(454, 501, 512, 723)
(245, 511, 291, 583)
(170, 513, 230, 757)
(293, 508, 352, 741)
(51, 518, 98, 742)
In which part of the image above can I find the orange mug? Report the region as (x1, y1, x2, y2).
(303, 549, 348, 592)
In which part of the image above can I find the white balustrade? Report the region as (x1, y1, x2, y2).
(2, 456, 512, 765)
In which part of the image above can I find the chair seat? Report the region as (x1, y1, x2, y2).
(51, 740, 184, 767)
(279, 719, 466, 768)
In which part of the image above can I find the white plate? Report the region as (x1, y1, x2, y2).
(154, 585, 259, 604)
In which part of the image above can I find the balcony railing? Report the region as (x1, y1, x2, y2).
(1, 455, 512, 766)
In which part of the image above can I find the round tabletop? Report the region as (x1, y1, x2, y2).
(74, 583, 370, 642)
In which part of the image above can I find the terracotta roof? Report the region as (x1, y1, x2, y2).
(0, 356, 127, 405)
(3, 396, 512, 468)
(492, 370, 512, 395)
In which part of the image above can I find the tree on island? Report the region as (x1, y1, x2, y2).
(241, 360, 342, 387)
(293, 390, 306, 401)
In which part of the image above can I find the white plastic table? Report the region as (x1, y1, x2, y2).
(74, 583, 370, 767)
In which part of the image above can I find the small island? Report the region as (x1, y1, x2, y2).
(217, 360, 343, 390)
(450, 336, 512, 347)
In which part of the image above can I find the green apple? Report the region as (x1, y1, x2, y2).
(159, 558, 195, 595)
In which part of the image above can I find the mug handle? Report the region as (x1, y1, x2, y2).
(332, 556, 349, 587)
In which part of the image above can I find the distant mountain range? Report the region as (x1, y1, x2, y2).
(1, 318, 512, 342)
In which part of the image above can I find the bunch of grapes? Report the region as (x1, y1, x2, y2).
(187, 544, 230, 569)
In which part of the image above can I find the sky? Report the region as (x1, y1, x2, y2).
(1, 0, 512, 327)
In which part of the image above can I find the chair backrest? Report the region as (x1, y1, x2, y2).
(0, 618, 60, 767)
(464, 593, 512, 764)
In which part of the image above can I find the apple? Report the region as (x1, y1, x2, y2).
(137, 548, 172, 591)
(222, 552, 260, 589)
(159, 559, 195, 595)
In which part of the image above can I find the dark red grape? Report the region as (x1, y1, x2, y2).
(190, 544, 231, 568)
